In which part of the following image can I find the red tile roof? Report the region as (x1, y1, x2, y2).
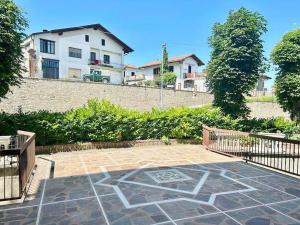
(28, 24, 133, 54)
(139, 54, 204, 68)
(125, 64, 138, 69)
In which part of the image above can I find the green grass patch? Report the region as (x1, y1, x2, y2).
(246, 96, 277, 103)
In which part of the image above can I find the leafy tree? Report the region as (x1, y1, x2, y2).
(160, 44, 168, 74)
(0, 0, 28, 99)
(155, 72, 177, 87)
(271, 29, 300, 122)
(207, 7, 267, 118)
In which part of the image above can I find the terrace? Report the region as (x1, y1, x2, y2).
(1, 140, 300, 225)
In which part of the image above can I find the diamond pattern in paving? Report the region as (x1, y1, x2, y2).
(1, 145, 300, 225)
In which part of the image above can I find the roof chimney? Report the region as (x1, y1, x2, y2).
(42, 29, 48, 32)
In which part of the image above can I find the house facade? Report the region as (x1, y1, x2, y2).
(124, 64, 145, 85)
(139, 54, 207, 92)
(22, 24, 133, 84)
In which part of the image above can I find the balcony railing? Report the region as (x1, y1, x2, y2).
(183, 72, 205, 79)
(0, 131, 36, 201)
(125, 74, 145, 82)
(203, 125, 300, 176)
(89, 59, 125, 69)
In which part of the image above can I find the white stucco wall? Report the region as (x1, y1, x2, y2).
(140, 56, 207, 92)
(22, 28, 126, 84)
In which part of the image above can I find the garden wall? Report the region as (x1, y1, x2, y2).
(0, 78, 213, 113)
(248, 102, 290, 119)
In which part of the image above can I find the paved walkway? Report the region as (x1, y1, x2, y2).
(1, 144, 300, 225)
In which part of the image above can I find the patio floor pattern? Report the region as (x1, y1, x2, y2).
(1, 144, 300, 225)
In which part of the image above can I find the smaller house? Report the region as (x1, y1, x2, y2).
(256, 75, 271, 92)
(124, 64, 145, 85)
(139, 54, 207, 92)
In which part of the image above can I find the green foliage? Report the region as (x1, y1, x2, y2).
(144, 80, 155, 87)
(160, 136, 171, 145)
(171, 122, 194, 139)
(155, 72, 177, 87)
(291, 134, 300, 141)
(271, 29, 300, 122)
(162, 72, 177, 85)
(0, 99, 298, 146)
(207, 7, 268, 119)
(161, 44, 168, 74)
(246, 95, 276, 103)
(0, 0, 28, 99)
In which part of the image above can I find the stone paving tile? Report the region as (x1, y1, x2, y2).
(39, 198, 106, 225)
(175, 213, 240, 225)
(43, 175, 94, 203)
(227, 205, 300, 225)
(2, 146, 300, 225)
(195, 171, 249, 195)
(116, 182, 189, 205)
(239, 178, 296, 204)
(123, 167, 206, 193)
(214, 162, 272, 178)
(252, 175, 300, 197)
(159, 200, 217, 220)
(213, 193, 261, 211)
(269, 199, 300, 221)
(100, 194, 170, 225)
(89, 172, 116, 196)
(0, 206, 38, 225)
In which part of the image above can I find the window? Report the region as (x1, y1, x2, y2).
(85, 35, 89, 42)
(103, 54, 110, 64)
(102, 39, 105, 46)
(188, 65, 192, 73)
(69, 47, 82, 58)
(169, 66, 174, 72)
(90, 52, 96, 61)
(40, 39, 55, 54)
(184, 80, 194, 88)
(131, 71, 135, 76)
(153, 67, 160, 75)
(42, 59, 59, 79)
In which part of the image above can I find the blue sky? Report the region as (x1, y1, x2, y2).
(15, 0, 300, 88)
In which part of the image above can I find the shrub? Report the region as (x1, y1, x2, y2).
(0, 99, 298, 146)
(160, 136, 171, 145)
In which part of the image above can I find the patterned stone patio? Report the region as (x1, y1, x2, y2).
(1, 144, 300, 225)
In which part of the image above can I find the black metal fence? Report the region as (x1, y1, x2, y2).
(203, 126, 300, 176)
(0, 131, 36, 201)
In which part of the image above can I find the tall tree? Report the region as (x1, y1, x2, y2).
(0, 0, 28, 99)
(161, 44, 169, 74)
(271, 29, 300, 122)
(207, 7, 267, 118)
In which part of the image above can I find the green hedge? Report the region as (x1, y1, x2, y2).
(0, 99, 298, 146)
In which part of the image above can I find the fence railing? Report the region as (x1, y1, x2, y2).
(203, 125, 300, 176)
(0, 131, 36, 201)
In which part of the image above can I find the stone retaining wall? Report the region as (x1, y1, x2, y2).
(247, 102, 290, 119)
(0, 78, 213, 113)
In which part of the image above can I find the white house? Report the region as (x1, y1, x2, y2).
(139, 54, 207, 92)
(22, 24, 133, 84)
(124, 64, 145, 85)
